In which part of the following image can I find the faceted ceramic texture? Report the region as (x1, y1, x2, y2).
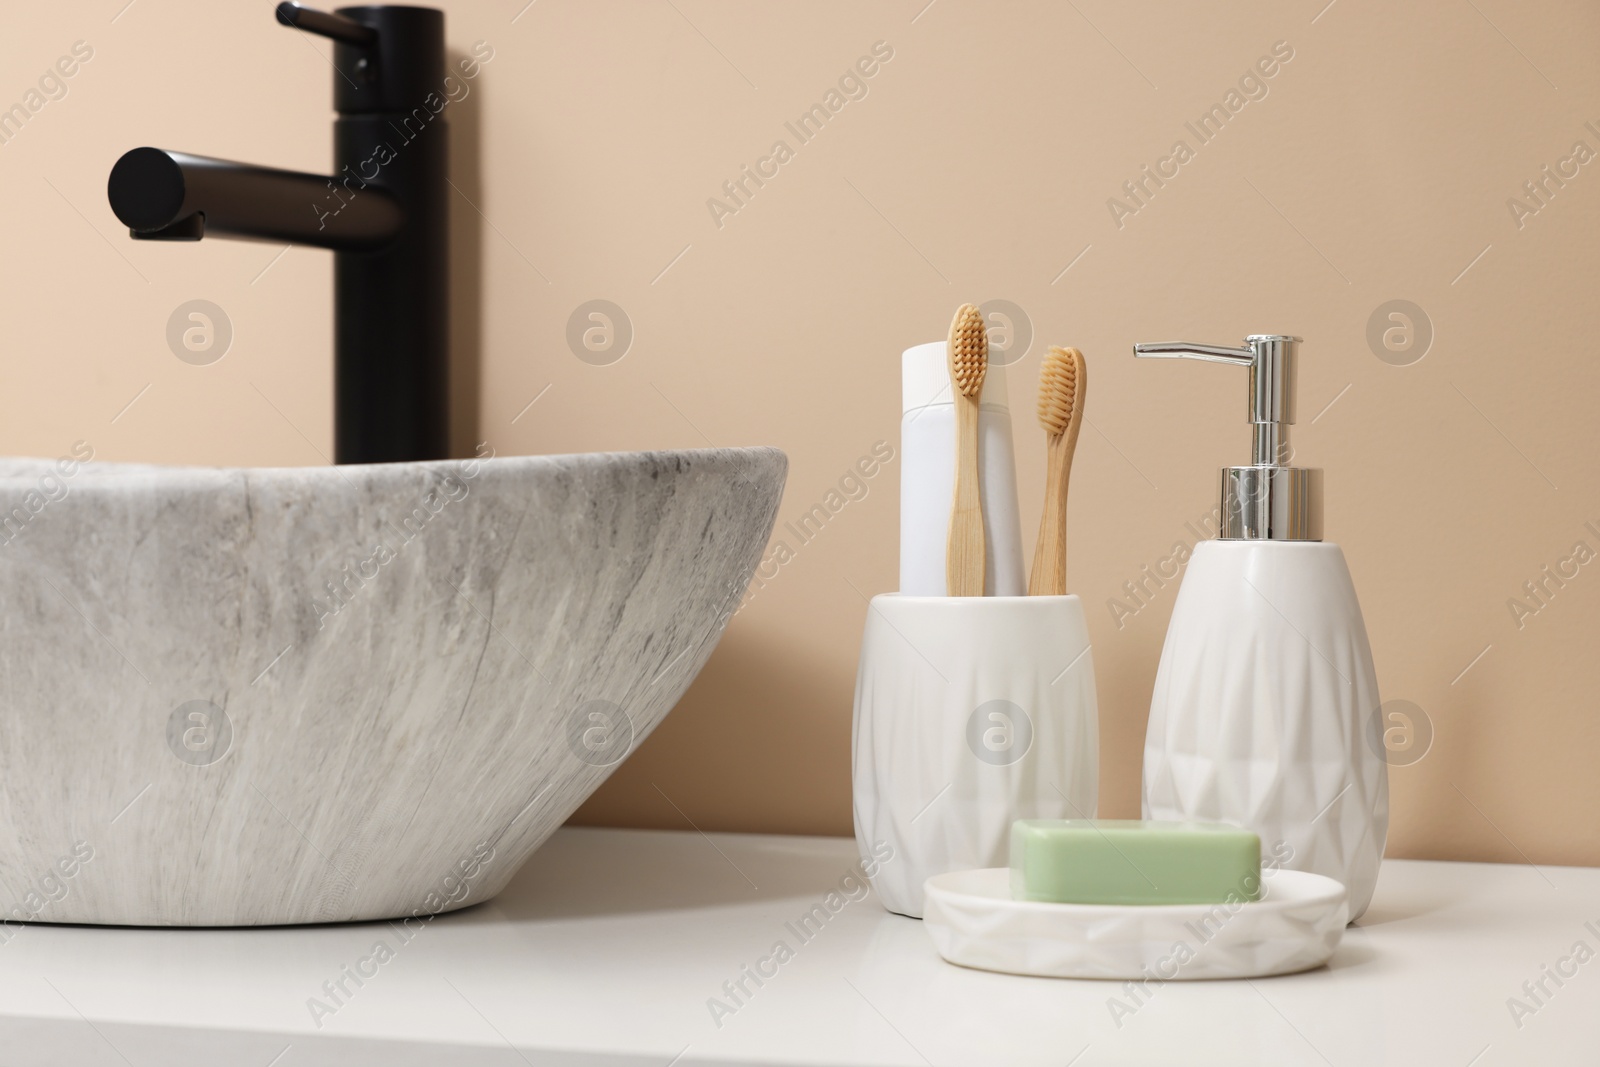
(0, 448, 784, 926)
(852, 595, 1098, 918)
(1142, 541, 1388, 920)
(923, 866, 1348, 980)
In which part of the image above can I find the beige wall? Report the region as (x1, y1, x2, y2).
(5, 1, 1599, 865)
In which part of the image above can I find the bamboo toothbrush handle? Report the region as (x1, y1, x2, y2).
(1028, 434, 1070, 596)
(946, 393, 987, 596)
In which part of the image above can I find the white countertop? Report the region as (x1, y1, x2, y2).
(0, 826, 1594, 1065)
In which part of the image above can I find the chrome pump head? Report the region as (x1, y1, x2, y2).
(1133, 334, 1322, 541)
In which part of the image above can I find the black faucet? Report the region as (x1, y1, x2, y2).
(107, 4, 448, 464)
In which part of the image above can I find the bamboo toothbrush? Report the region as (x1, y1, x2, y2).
(946, 304, 988, 597)
(1028, 346, 1087, 596)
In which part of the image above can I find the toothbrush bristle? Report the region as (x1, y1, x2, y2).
(948, 304, 988, 398)
(1038, 346, 1082, 437)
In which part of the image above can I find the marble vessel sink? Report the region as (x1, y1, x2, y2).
(0, 447, 784, 926)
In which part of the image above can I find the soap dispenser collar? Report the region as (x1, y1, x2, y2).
(1133, 334, 1322, 541)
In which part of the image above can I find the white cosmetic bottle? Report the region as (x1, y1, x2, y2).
(1134, 335, 1388, 921)
(898, 342, 1025, 597)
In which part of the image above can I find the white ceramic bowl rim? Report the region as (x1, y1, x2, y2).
(924, 865, 1348, 915)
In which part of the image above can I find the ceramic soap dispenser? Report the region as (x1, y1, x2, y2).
(1134, 335, 1387, 920)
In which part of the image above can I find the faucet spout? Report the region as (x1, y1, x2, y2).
(108, 147, 402, 252)
(108, 4, 450, 464)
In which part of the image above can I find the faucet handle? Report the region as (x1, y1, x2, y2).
(274, 3, 378, 47)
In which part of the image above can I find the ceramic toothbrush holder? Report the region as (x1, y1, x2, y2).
(852, 594, 1098, 918)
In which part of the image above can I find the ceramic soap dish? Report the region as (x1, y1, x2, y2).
(922, 867, 1349, 980)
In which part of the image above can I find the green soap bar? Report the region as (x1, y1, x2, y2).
(1009, 820, 1261, 905)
